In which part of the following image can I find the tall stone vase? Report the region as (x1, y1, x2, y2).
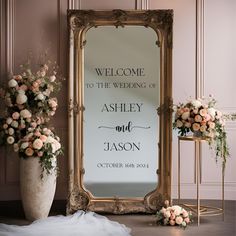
(20, 157, 57, 221)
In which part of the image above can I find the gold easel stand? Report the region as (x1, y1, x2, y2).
(177, 136, 224, 226)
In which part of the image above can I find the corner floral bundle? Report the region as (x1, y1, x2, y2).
(0, 60, 63, 175)
(173, 96, 229, 169)
(156, 204, 192, 229)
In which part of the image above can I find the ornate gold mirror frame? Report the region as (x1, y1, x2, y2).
(67, 9, 173, 214)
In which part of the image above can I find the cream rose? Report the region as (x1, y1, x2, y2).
(200, 125, 207, 132)
(191, 99, 202, 108)
(176, 120, 183, 128)
(184, 122, 191, 128)
(21, 142, 29, 149)
(164, 210, 171, 218)
(181, 111, 190, 120)
(6, 117, 13, 125)
(36, 93, 45, 100)
(16, 93, 27, 104)
(48, 99, 57, 108)
(49, 75, 56, 82)
(7, 136, 15, 144)
(33, 139, 43, 150)
(169, 220, 175, 226)
(199, 109, 207, 116)
(20, 109, 32, 119)
(208, 121, 215, 129)
(8, 79, 18, 87)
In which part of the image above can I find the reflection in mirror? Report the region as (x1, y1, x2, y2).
(84, 26, 160, 197)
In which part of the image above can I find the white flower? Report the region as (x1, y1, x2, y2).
(49, 75, 56, 82)
(6, 117, 13, 125)
(172, 205, 182, 216)
(13, 143, 19, 152)
(191, 99, 202, 108)
(18, 89, 25, 94)
(7, 136, 15, 144)
(8, 79, 18, 87)
(208, 107, 216, 118)
(164, 210, 171, 218)
(48, 99, 57, 108)
(20, 109, 32, 118)
(11, 120, 19, 128)
(21, 142, 29, 149)
(33, 139, 43, 150)
(8, 128, 14, 135)
(16, 93, 27, 104)
(36, 93, 45, 100)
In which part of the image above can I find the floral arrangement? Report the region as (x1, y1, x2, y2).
(0, 59, 63, 175)
(156, 202, 192, 229)
(173, 96, 229, 169)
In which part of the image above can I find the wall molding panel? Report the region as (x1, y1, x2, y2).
(6, 0, 14, 74)
(196, 0, 205, 98)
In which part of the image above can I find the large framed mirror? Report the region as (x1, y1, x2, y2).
(67, 10, 173, 214)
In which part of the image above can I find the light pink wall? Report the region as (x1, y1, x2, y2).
(0, 0, 235, 201)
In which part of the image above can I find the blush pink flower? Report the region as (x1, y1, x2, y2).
(33, 139, 43, 150)
(40, 135, 47, 142)
(12, 112, 20, 120)
(169, 220, 175, 226)
(192, 123, 200, 131)
(175, 216, 183, 225)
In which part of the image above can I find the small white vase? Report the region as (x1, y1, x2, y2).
(20, 157, 57, 221)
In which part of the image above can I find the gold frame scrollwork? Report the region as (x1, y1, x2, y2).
(67, 9, 173, 214)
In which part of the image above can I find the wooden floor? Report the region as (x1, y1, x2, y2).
(0, 200, 235, 236)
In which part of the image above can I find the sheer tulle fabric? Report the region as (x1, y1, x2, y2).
(0, 211, 131, 236)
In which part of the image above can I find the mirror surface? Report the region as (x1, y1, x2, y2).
(83, 26, 160, 197)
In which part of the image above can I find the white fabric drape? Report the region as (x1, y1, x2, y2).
(0, 211, 131, 236)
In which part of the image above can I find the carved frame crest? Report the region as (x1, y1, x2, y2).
(67, 10, 173, 214)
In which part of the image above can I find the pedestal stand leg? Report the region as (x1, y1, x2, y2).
(195, 141, 200, 226)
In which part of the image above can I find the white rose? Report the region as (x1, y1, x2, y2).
(18, 89, 25, 94)
(49, 75, 56, 82)
(33, 139, 43, 150)
(8, 79, 18, 87)
(21, 142, 29, 149)
(20, 109, 32, 118)
(6, 117, 13, 125)
(36, 93, 45, 100)
(16, 93, 27, 104)
(46, 136, 54, 143)
(11, 120, 19, 128)
(191, 99, 202, 108)
(208, 107, 216, 118)
(7, 136, 15, 144)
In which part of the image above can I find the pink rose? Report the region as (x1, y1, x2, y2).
(169, 220, 175, 226)
(34, 131, 41, 137)
(12, 112, 20, 120)
(182, 210, 189, 218)
(199, 109, 207, 117)
(40, 135, 47, 142)
(175, 216, 183, 225)
(33, 82, 39, 88)
(194, 115, 202, 122)
(19, 84, 28, 91)
(170, 213, 176, 220)
(38, 151, 43, 157)
(192, 123, 200, 131)
(31, 122, 37, 128)
(184, 217, 190, 223)
(33, 139, 43, 150)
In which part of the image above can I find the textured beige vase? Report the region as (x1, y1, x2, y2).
(20, 157, 57, 221)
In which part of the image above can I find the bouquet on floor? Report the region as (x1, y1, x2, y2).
(0, 60, 63, 175)
(173, 96, 233, 169)
(156, 202, 192, 229)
